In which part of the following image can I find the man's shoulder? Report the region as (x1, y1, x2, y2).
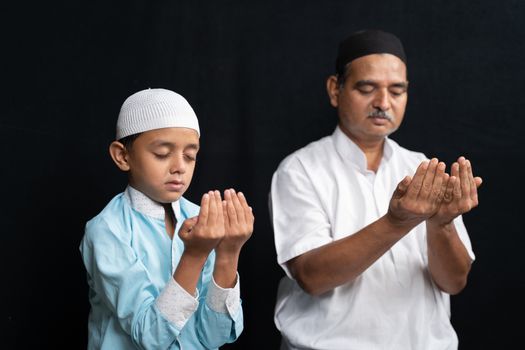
(387, 138, 428, 162)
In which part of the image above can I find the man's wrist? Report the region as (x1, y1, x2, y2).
(382, 212, 419, 234)
(426, 216, 455, 231)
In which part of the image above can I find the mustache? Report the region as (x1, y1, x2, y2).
(368, 110, 394, 121)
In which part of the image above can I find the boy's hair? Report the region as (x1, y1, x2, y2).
(118, 133, 142, 150)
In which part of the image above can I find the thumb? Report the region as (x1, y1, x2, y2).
(392, 176, 411, 199)
(474, 176, 483, 188)
(178, 216, 198, 239)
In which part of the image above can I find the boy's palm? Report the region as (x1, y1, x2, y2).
(179, 191, 226, 258)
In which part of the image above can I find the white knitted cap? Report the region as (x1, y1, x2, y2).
(116, 88, 200, 140)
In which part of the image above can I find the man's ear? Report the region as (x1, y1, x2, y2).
(326, 75, 340, 108)
(109, 141, 130, 171)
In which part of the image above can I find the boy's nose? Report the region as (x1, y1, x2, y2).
(169, 156, 185, 174)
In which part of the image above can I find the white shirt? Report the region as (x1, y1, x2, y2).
(269, 126, 475, 350)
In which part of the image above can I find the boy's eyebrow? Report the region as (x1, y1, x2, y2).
(149, 140, 200, 150)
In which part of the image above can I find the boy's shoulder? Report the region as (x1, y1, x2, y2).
(82, 191, 200, 248)
(83, 192, 129, 243)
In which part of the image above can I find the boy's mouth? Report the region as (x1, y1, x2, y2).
(165, 180, 184, 191)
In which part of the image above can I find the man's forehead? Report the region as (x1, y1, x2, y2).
(347, 54, 407, 80)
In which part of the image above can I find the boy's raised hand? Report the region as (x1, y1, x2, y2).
(218, 189, 254, 257)
(179, 190, 226, 258)
(211, 189, 254, 288)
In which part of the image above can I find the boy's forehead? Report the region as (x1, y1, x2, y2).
(139, 127, 200, 147)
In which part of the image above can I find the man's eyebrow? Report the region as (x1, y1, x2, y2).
(354, 80, 409, 89)
(355, 80, 378, 87)
(390, 82, 409, 89)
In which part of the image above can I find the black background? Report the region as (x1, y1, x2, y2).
(2, 1, 523, 349)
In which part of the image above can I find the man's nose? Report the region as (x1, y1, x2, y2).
(372, 89, 391, 111)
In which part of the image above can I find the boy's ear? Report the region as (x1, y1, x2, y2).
(109, 141, 130, 171)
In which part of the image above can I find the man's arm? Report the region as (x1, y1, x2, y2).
(426, 157, 482, 294)
(288, 213, 413, 296)
(288, 159, 448, 296)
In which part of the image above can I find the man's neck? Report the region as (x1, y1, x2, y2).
(362, 145, 383, 172)
(340, 128, 385, 172)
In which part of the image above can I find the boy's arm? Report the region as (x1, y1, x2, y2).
(213, 189, 254, 287)
(175, 191, 225, 294)
(193, 189, 254, 348)
(81, 219, 191, 350)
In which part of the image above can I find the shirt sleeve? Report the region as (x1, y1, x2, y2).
(193, 254, 243, 348)
(452, 215, 476, 261)
(270, 156, 333, 278)
(81, 217, 194, 350)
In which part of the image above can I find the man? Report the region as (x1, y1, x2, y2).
(269, 29, 481, 349)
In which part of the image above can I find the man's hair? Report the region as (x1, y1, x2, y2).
(334, 29, 407, 87)
(337, 64, 352, 87)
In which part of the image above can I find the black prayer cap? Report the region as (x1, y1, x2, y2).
(335, 29, 407, 76)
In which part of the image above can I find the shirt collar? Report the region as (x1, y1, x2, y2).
(333, 125, 394, 172)
(124, 185, 181, 221)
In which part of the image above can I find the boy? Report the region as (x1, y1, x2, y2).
(80, 88, 254, 349)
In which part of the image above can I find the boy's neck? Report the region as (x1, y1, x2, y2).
(125, 185, 181, 223)
(163, 203, 177, 239)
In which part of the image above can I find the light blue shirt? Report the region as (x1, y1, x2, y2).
(80, 186, 243, 349)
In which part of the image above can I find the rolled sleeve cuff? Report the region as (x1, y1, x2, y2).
(155, 277, 199, 329)
(205, 273, 241, 317)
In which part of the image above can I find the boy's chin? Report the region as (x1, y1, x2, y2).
(143, 190, 183, 204)
(158, 192, 184, 204)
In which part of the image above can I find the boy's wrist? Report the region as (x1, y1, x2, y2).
(180, 250, 209, 266)
(213, 256, 239, 289)
(214, 249, 241, 264)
